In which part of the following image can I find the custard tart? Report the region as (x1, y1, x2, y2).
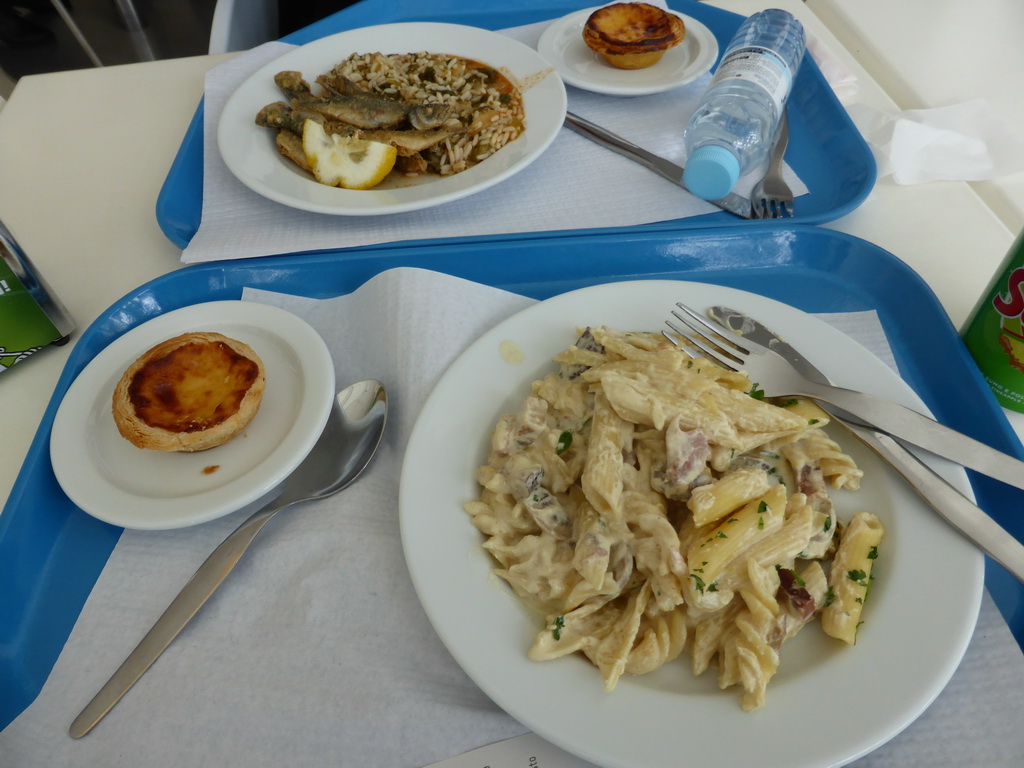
(582, 3, 686, 70)
(112, 331, 266, 452)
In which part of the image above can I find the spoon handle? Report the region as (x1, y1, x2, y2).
(69, 504, 284, 739)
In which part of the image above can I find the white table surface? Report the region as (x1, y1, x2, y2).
(806, 0, 1024, 236)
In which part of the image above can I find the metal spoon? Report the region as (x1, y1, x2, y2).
(69, 379, 388, 738)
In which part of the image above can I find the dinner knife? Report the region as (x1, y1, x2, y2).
(563, 111, 754, 220)
(707, 305, 1024, 584)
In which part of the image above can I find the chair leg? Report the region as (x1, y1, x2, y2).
(110, 0, 155, 61)
(46, 0, 103, 66)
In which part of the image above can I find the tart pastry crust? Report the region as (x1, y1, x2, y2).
(112, 331, 266, 452)
(583, 3, 686, 70)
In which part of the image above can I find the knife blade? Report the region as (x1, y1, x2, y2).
(707, 305, 1024, 584)
(563, 111, 753, 220)
(707, 305, 1024, 493)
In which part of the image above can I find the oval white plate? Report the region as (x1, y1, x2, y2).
(51, 301, 335, 531)
(400, 280, 982, 768)
(218, 22, 567, 216)
(538, 7, 718, 96)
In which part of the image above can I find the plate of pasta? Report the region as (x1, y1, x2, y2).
(399, 280, 983, 768)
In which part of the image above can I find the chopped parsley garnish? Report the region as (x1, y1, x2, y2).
(847, 569, 869, 587)
(716, 531, 728, 539)
(808, 418, 820, 425)
(748, 383, 765, 400)
(823, 517, 833, 532)
(824, 587, 836, 607)
(690, 574, 706, 593)
(552, 615, 565, 641)
(867, 545, 879, 560)
(555, 430, 573, 455)
(781, 399, 800, 407)
(757, 501, 770, 514)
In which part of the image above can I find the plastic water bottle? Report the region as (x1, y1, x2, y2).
(682, 9, 806, 200)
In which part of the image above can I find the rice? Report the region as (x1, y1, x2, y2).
(329, 51, 525, 176)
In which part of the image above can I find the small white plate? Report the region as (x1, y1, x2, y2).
(218, 22, 567, 216)
(400, 280, 982, 768)
(538, 7, 718, 96)
(50, 301, 336, 531)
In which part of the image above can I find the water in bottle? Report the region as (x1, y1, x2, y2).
(683, 8, 806, 200)
(962, 229, 1024, 413)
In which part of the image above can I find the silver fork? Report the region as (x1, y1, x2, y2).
(750, 111, 793, 219)
(663, 299, 1024, 493)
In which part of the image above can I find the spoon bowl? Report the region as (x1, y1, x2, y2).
(69, 379, 388, 738)
(275, 378, 388, 506)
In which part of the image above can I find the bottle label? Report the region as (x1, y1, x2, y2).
(0, 257, 66, 373)
(962, 231, 1024, 412)
(710, 45, 793, 114)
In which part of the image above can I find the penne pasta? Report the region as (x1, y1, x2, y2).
(687, 466, 775, 526)
(822, 511, 885, 644)
(466, 326, 879, 710)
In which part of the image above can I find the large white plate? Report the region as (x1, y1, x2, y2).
(538, 7, 718, 96)
(218, 23, 567, 216)
(400, 280, 983, 768)
(51, 301, 335, 531)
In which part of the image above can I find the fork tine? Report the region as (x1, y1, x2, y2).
(672, 302, 751, 355)
(663, 301, 751, 371)
(663, 320, 741, 371)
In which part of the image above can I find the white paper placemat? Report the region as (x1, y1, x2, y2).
(182, 12, 808, 265)
(1, 268, 1021, 768)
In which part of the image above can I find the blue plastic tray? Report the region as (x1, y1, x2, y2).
(154, 0, 876, 249)
(2, 225, 1022, 731)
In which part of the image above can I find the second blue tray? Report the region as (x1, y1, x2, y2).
(154, 0, 876, 249)
(1, 225, 1022, 732)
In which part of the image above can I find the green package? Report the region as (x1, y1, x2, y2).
(0, 220, 75, 373)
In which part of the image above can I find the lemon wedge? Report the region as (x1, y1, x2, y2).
(301, 119, 397, 190)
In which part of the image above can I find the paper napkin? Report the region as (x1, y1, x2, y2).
(847, 99, 1024, 185)
(1, 268, 1022, 768)
(181, 15, 809, 264)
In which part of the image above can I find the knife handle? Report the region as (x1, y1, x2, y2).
(801, 380, 1024, 495)
(851, 426, 1024, 584)
(563, 112, 753, 219)
(68, 505, 281, 738)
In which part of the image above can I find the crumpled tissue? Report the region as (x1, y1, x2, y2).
(847, 99, 1024, 184)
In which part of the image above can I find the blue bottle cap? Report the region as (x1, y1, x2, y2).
(684, 145, 741, 200)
